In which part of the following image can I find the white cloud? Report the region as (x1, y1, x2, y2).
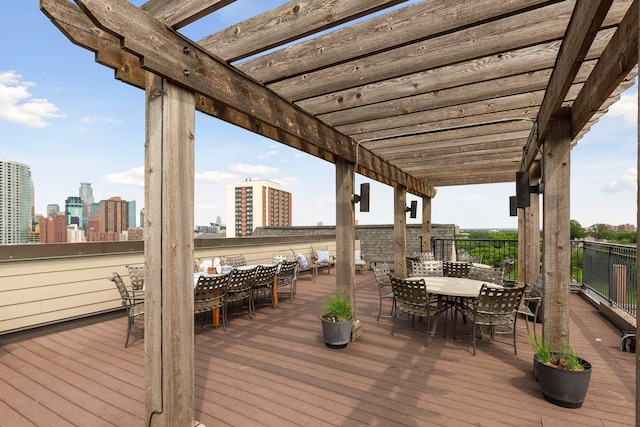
(104, 166, 145, 187)
(258, 150, 278, 159)
(0, 71, 65, 128)
(602, 167, 637, 193)
(607, 91, 637, 126)
(274, 176, 299, 187)
(195, 170, 239, 183)
(228, 163, 278, 175)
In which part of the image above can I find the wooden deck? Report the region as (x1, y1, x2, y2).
(0, 270, 635, 426)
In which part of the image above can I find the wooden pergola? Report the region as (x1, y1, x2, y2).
(41, 1, 638, 425)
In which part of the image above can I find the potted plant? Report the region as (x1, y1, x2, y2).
(532, 333, 592, 408)
(320, 295, 354, 349)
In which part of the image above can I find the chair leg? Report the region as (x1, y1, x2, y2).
(125, 316, 132, 348)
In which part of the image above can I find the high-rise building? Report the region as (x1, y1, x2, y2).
(79, 182, 94, 231)
(65, 196, 84, 228)
(128, 200, 136, 229)
(225, 179, 292, 238)
(46, 204, 60, 217)
(0, 160, 33, 244)
(100, 196, 129, 234)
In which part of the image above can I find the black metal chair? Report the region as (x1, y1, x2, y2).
(252, 264, 279, 309)
(456, 284, 525, 355)
(275, 260, 298, 302)
(389, 275, 447, 346)
(194, 273, 228, 330)
(226, 266, 257, 319)
(372, 262, 395, 321)
(109, 272, 144, 348)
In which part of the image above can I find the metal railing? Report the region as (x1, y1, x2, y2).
(433, 238, 637, 319)
(581, 241, 637, 318)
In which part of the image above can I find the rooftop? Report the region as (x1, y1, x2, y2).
(1, 270, 634, 426)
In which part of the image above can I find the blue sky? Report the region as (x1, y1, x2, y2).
(1, 1, 637, 230)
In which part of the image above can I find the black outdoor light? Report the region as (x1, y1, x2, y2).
(352, 182, 370, 212)
(406, 200, 417, 218)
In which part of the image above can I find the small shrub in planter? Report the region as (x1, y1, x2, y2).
(531, 333, 592, 408)
(320, 295, 354, 349)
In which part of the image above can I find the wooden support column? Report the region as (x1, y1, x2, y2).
(394, 186, 408, 278)
(335, 158, 356, 308)
(636, 1, 640, 419)
(542, 108, 572, 351)
(518, 164, 541, 286)
(144, 74, 196, 427)
(421, 196, 432, 253)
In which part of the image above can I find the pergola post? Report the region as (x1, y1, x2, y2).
(144, 74, 196, 426)
(422, 196, 432, 253)
(541, 107, 572, 350)
(394, 186, 408, 278)
(335, 158, 356, 307)
(518, 164, 541, 286)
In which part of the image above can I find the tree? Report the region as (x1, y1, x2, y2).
(570, 220, 586, 239)
(587, 223, 612, 241)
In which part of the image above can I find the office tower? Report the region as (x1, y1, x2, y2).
(79, 183, 94, 231)
(225, 179, 292, 238)
(65, 196, 84, 228)
(46, 204, 60, 217)
(0, 160, 33, 244)
(100, 196, 129, 235)
(128, 200, 136, 229)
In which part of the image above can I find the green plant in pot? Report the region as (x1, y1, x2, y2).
(531, 333, 592, 408)
(321, 295, 354, 349)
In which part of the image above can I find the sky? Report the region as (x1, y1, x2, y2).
(1, 1, 637, 230)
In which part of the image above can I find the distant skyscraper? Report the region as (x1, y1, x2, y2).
(65, 196, 84, 228)
(225, 179, 292, 238)
(128, 200, 136, 229)
(46, 204, 60, 217)
(0, 160, 33, 244)
(100, 196, 129, 234)
(39, 214, 67, 243)
(79, 183, 94, 231)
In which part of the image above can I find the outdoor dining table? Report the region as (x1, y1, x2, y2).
(410, 276, 503, 335)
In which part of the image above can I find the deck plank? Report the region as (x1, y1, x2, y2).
(0, 271, 635, 426)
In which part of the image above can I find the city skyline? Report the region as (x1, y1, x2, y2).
(1, 2, 638, 230)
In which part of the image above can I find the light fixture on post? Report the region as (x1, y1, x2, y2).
(352, 182, 370, 212)
(406, 200, 417, 218)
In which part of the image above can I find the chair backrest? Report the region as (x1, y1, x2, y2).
(126, 265, 145, 292)
(222, 254, 247, 267)
(443, 261, 471, 278)
(390, 275, 431, 307)
(413, 251, 435, 262)
(109, 272, 130, 303)
(194, 274, 228, 310)
(502, 258, 515, 277)
(468, 265, 504, 285)
(254, 264, 279, 287)
(411, 260, 443, 277)
(372, 262, 391, 287)
(227, 266, 257, 292)
(476, 284, 524, 316)
(277, 260, 298, 280)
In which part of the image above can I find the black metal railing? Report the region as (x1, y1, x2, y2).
(433, 238, 637, 319)
(582, 241, 637, 318)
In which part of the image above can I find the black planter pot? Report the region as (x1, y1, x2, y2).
(321, 317, 353, 349)
(534, 354, 592, 408)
